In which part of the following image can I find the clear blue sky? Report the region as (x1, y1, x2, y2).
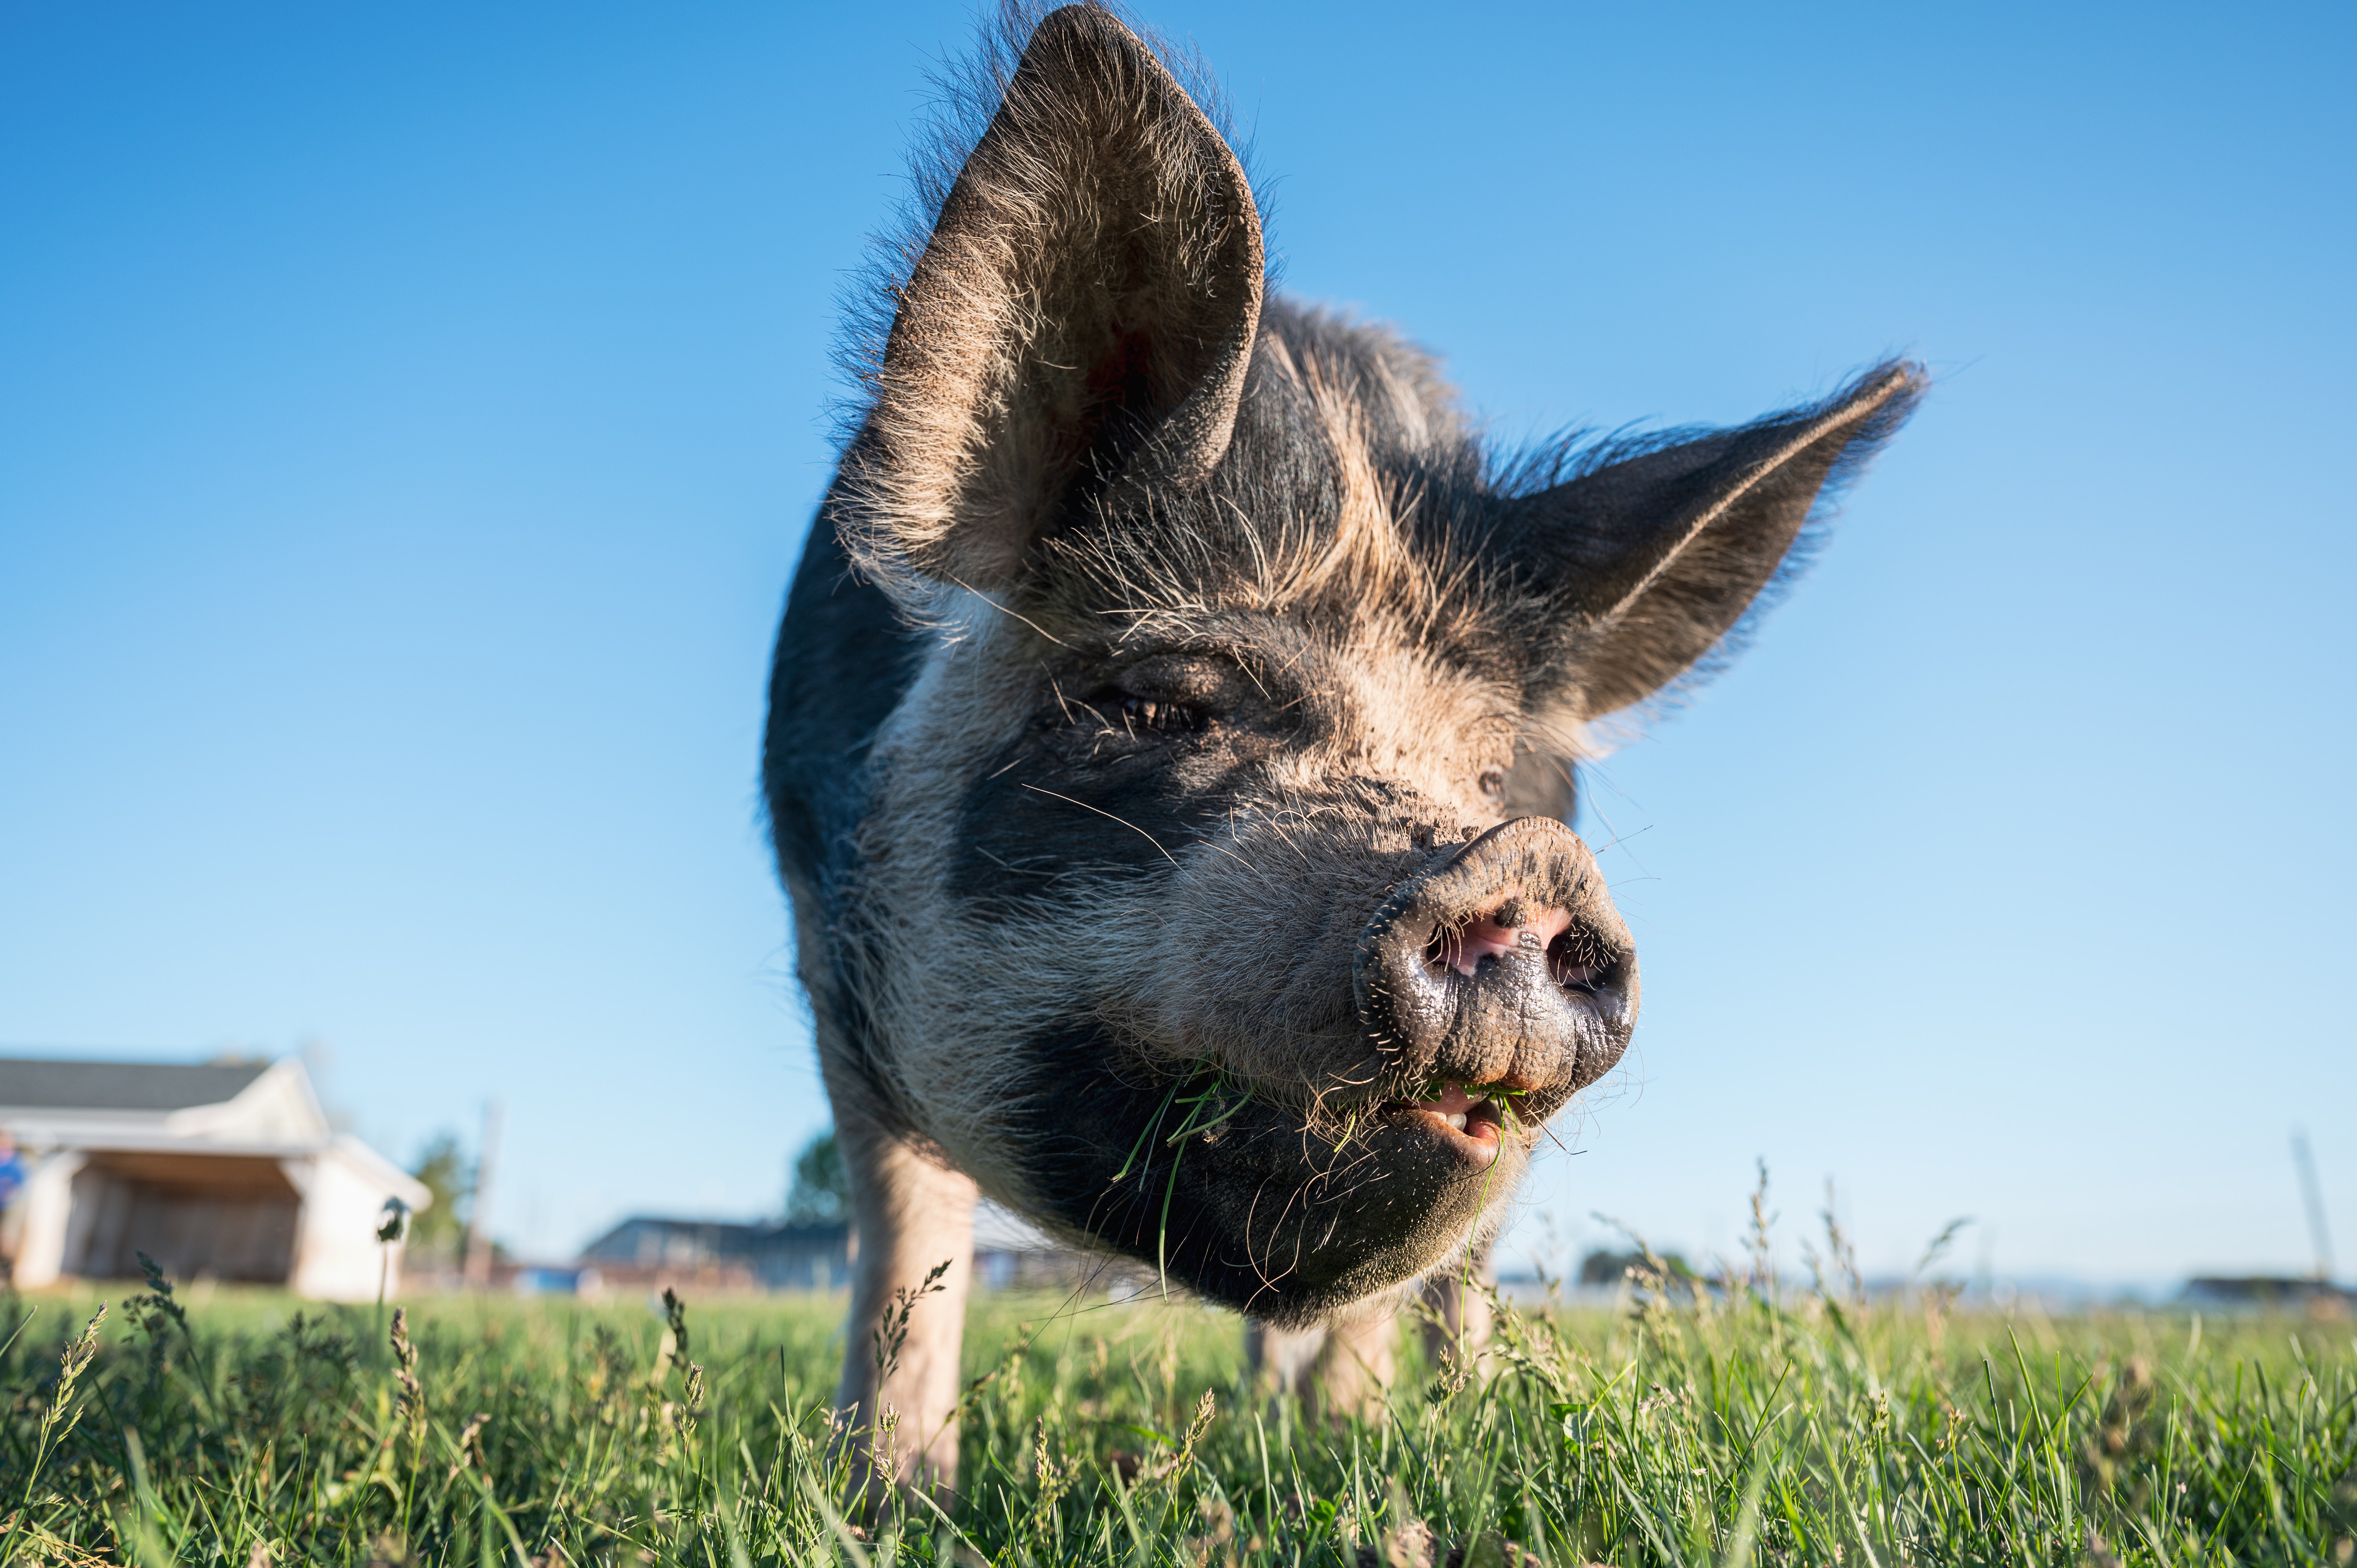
(3, 2, 2350, 1282)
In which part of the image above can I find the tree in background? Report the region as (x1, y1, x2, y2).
(407, 1131, 470, 1263)
(1579, 1247, 1696, 1287)
(784, 1130, 847, 1226)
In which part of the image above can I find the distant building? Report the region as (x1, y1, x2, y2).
(0, 1056, 429, 1301)
(973, 1199, 1121, 1292)
(566, 1201, 1102, 1296)
(2181, 1275, 2355, 1315)
(578, 1215, 851, 1293)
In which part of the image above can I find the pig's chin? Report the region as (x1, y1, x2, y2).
(1005, 1029, 1532, 1326)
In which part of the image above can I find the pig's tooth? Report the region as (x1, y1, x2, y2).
(1446, 1112, 1467, 1131)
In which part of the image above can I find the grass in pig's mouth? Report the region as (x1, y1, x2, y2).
(1109, 1058, 1256, 1299)
(1382, 1077, 1529, 1155)
(1107, 1063, 1534, 1301)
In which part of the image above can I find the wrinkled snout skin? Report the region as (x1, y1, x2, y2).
(1354, 816, 1635, 1104)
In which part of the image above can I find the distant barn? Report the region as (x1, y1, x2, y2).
(575, 1215, 851, 1293)
(2181, 1275, 2355, 1315)
(0, 1055, 428, 1301)
(567, 1202, 1089, 1296)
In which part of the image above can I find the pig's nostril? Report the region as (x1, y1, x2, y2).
(1422, 921, 1509, 979)
(1423, 918, 1611, 993)
(1546, 930, 1605, 993)
(1421, 926, 1481, 979)
(1419, 899, 1577, 981)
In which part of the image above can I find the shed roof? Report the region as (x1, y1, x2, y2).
(0, 1057, 273, 1114)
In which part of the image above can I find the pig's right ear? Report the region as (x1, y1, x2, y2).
(1508, 362, 1925, 721)
(839, 5, 1264, 603)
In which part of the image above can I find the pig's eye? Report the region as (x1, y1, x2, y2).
(1477, 769, 1507, 800)
(1119, 695, 1208, 735)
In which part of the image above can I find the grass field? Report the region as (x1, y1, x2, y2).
(3, 1257, 2354, 1566)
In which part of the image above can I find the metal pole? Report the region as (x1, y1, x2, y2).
(462, 1100, 503, 1289)
(2291, 1127, 2335, 1283)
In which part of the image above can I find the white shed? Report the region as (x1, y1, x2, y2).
(0, 1056, 429, 1301)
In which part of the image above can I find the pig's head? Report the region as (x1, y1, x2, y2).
(821, 6, 1920, 1325)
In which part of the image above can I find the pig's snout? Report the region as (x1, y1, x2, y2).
(1353, 816, 1638, 1098)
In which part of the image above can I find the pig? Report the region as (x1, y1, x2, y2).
(763, 2, 1921, 1493)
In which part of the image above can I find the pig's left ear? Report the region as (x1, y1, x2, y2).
(840, 6, 1263, 603)
(1509, 361, 1926, 720)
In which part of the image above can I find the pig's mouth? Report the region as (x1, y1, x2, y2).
(1383, 1080, 1512, 1168)
(1013, 1022, 1560, 1325)
(1004, 819, 1636, 1324)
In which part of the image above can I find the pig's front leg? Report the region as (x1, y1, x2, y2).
(1246, 1306, 1401, 1420)
(1246, 1249, 1497, 1420)
(1417, 1252, 1495, 1375)
(835, 1118, 978, 1498)
(1304, 1305, 1402, 1418)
